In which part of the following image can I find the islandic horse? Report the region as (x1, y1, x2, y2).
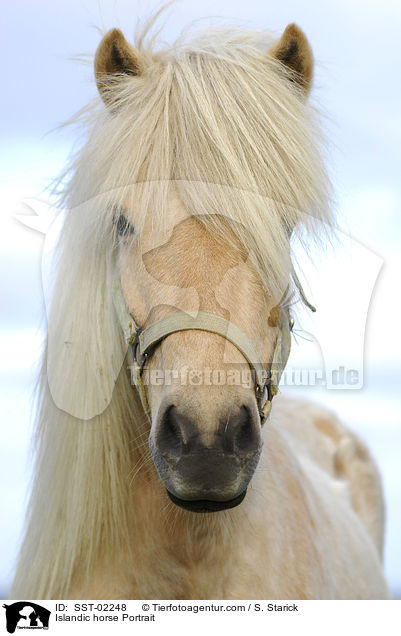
(12, 12, 389, 599)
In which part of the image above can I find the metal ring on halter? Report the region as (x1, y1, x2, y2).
(255, 369, 276, 420)
(132, 328, 151, 375)
(255, 384, 268, 420)
(139, 352, 149, 375)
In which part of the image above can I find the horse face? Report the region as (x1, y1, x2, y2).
(120, 198, 281, 512)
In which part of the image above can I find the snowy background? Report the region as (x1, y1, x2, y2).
(1, 0, 400, 597)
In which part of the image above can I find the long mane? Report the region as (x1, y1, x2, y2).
(12, 16, 332, 597)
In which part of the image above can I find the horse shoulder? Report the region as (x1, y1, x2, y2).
(272, 394, 385, 555)
(264, 395, 389, 598)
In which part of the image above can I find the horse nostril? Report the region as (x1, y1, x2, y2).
(155, 402, 261, 460)
(221, 405, 261, 455)
(156, 405, 196, 458)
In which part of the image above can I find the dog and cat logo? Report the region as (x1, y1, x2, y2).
(2, 603, 50, 633)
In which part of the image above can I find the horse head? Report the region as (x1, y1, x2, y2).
(89, 22, 315, 510)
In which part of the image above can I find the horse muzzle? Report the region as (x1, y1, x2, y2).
(149, 402, 262, 513)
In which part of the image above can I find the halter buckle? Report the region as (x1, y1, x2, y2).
(256, 372, 270, 407)
(131, 327, 149, 376)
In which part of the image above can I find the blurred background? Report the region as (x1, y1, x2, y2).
(1, 0, 400, 598)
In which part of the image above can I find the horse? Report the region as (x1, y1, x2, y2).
(11, 14, 389, 599)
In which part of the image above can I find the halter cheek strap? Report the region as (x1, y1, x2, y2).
(113, 276, 292, 426)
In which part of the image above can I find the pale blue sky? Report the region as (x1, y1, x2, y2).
(1, 0, 400, 596)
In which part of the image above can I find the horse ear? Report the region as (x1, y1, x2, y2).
(94, 28, 143, 106)
(269, 24, 314, 94)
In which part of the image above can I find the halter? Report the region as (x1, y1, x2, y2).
(113, 273, 292, 426)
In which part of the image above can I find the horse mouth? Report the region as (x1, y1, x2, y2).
(166, 489, 247, 513)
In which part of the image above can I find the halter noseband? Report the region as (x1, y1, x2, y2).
(113, 273, 292, 426)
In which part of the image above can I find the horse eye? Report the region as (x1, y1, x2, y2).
(113, 214, 135, 237)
